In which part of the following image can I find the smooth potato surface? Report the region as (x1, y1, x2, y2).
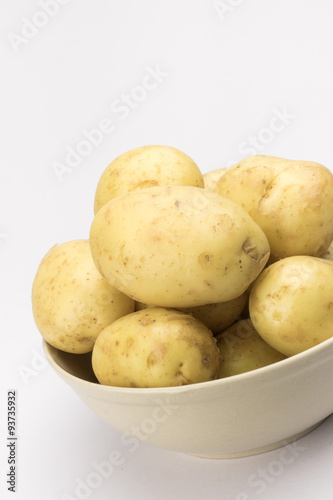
(89, 185, 270, 307)
(94, 145, 204, 214)
(216, 319, 286, 378)
(32, 240, 135, 353)
(92, 307, 220, 387)
(214, 155, 333, 260)
(249, 256, 333, 356)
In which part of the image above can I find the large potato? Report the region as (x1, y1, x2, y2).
(32, 240, 135, 354)
(214, 155, 333, 261)
(249, 256, 333, 356)
(216, 319, 286, 378)
(92, 307, 220, 387)
(89, 185, 270, 308)
(94, 145, 204, 214)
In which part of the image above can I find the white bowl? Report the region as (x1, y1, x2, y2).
(43, 337, 333, 459)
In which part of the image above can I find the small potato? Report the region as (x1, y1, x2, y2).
(135, 292, 248, 335)
(32, 240, 135, 354)
(94, 145, 204, 214)
(89, 185, 270, 307)
(249, 256, 333, 356)
(180, 292, 248, 335)
(214, 155, 333, 260)
(92, 307, 220, 388)
(203, 167, 229, 192)
(216, 319, 286, 378)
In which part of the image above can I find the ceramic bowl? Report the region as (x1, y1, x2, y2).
(43, 337, 333, 459)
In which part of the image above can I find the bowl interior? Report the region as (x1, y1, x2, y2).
(46, 344, 98, 383)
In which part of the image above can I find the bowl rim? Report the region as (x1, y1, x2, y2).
(43, 333, 333, 395)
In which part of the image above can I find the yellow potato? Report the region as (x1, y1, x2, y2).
(92, 307, 220, 387)
(214, 155, 333, 261)
(180, 292, 248, 334)
(32, 240, 135, 353)
(89, 185, 270, 308)
(216, 319, 286, 378)
(94, 145, 204, 214)
(249, 255, 333, 356)
(203, 167, 229, 192)
(135, 292, 248, 335)
(322, 241, 333, 261)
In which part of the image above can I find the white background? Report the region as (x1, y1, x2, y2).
(1, 0, 333, 499)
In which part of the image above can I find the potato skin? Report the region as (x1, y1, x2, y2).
(214, 155, 333, 260)
(135, 292, 247, 335)
(92, 307, 220, 388)
(216, 319, 286, 378)
(31, 240, 135, 354)
(203, 167, 229, 192)
(89, 185, 270, 308)
(94, 145, 204, 214)
(178, 292, 248, 335)
(249, 256, 333, 356)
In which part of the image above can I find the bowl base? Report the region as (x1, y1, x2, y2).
(190, 419, 326, 459)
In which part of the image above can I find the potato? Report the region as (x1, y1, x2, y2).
(203, 167, 229, 192)
(214, 155, 333, 261)
(322, 241, 333, 261)
(135, 292, 247, 335)
(179, 292, 248, 334)
(249, 255, 333, 356)
(92, 307, 220, 387)
(216, 319, 286, 378)
(32, 240, 135, 354)
(94, 145, 204, 214)
(89, 185, 270, 308)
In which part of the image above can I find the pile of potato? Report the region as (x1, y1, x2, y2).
(32, 145, 333, 388)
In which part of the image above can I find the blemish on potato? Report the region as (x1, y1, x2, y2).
(242, 238, 261, 261)
(176, 371, 190, 385)
(139, 316, 155, 326)
(207, 213, 234, 232)
(79, 337, 93, 344)
(198, 253, 212, 268)
(126, 338, 134, 348)
(202, 355, 211, 365)
(147, 345, 167, 367)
